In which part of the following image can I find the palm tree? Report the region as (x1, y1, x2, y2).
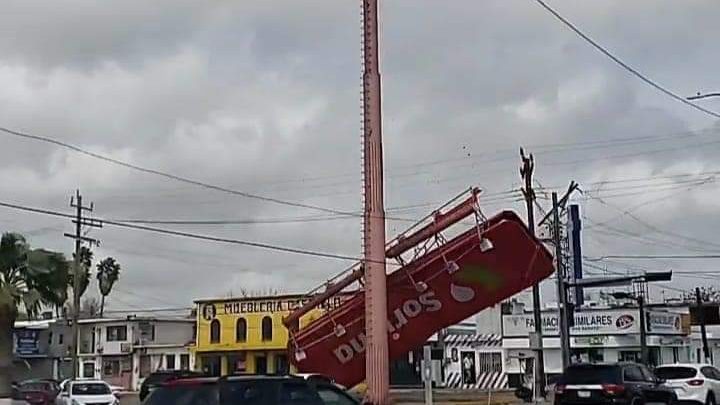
(70, 246, 93, 299)
(96, 257, 120, 317)
(0, 233, 69, 398)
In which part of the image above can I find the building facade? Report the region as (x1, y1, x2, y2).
(12, 318, 73, 381)
(193, 294, 346, 376)
(77, 316, 195, 390)
(502, 306, 692, 388)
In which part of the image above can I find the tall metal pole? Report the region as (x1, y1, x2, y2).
(696, 287, 710, 362)
(552, 193, 570, 371)
(71, 190, 82, 379)
(520, 149, 545, 400)
(362, 0, 389, 403)
(638, 295, 647, 365)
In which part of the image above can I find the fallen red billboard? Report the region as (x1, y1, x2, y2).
(289, 210, 555, 388)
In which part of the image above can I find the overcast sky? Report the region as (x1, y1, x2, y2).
(1, 0, 720, 313)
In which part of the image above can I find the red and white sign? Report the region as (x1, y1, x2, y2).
(289, 211, 555, 388)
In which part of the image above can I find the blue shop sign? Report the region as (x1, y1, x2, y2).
(15, 329, 40, 356)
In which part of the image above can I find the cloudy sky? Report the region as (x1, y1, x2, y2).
(1, 0, 720, 313)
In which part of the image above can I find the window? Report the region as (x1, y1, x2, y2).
(58, 334, 64, 345)
(673, 347, 680, 363)
(228, 353, 247, 374)
(316, 385, 357, 405)
(210, 319, 221, 343)
(639, 365, 656, 382)
(261, 316, 273, 341)
(236, 318, 247, 342)
(72, 383, 111, 395)
(279, 382, 321, 405)
(165, 354, 176, 370)
(48, 332, 53, 346)
(624, 366, 645, 382)
(571, 348, 604, 363)
(180, 354, 190, 370)
(478, 352, 502, 373)
(106, 325, 127, 342)
(619, 351, 641, 363)
(656, 367, 697, 380)
(103, 359, 121, 377)
(82, 362, 95, 379)
(701, 366, 717, 380)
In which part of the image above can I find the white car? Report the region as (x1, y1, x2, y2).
(55, 381, 118, 405)
(656, 363, 720, 405)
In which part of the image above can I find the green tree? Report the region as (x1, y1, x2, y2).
(96, 257, 120, 317)
(0, 233, 69, 397)
(70, 246, 93, 298)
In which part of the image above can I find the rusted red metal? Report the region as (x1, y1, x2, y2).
(288, 211, 554, 389)
(385, 188, 480, 259)
(283, 267, 363, 330)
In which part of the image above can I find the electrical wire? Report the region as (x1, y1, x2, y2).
(532, 0, 720, 119)
(590, 255, 720, 261)
(0, 199, 394, 265)
(0, 126, 357, 217)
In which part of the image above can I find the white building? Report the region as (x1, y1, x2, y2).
(77, 316, 195, 391)
(502, 305, 692, 388)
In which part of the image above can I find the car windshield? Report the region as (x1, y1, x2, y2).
(560, 365, 621, 384)
(72, 383, 111, 395)
(145, 383, 218, 405)
(655, 367, 697, 380)
(19, 382, 52, 391)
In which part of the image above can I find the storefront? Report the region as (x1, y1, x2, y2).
(502, 306, 691, 388)
(193, 294, 347, 376)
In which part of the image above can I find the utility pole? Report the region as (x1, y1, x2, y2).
(64, 190, 101, 379)
(362, 0, 389, 403)
(520, 148, 545, 400)
(638, 295, 647, 365)
(552, 192, 570, 371)
(696, 287, 710, 362)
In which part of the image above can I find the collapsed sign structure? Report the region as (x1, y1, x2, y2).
(286, 203, 555, 388)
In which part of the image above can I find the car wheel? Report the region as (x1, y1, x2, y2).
(706, 393, 716, 405)
(631, 396, 645, 405)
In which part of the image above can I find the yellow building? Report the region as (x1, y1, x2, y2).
(193, 294, 345, 376)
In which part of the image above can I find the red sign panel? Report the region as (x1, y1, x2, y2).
(289, 211, 555, 388)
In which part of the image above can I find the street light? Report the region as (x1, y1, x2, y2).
(687, 92, 720, 101)
(611, 292, 648, 365)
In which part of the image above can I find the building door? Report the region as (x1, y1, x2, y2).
(275, 354, 288, 375)
(256, 355, 267, 375)
(201, 356, 221, 377)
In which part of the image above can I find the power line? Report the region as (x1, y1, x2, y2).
(590, 255, 720, 260)
(0, 126, 357, 217)
(532, 0, 720, 120)
(0, 199, 394, 265)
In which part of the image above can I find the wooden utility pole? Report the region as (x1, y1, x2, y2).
(552, 192, 570, 371)
(520, 149, 545, 400)
(64, 190, 101, 378)
(697, 287, 710, 362)
(362, 0, 389, 403)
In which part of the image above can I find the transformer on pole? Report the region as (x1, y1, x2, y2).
(362, 0, 390, 403)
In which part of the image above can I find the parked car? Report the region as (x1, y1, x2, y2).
(656, 364, 720, 405)
(554, 362, 677, 405)
(143, 374, 360, 405)
(13, 380, 60, 405)
(55, 380, 118, 405)
(139, 370, 205, 402)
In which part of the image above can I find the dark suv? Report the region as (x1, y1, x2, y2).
(139, 370, 205, 401)
(143, 375, 360, 405)
(554, 363, 677, 405)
